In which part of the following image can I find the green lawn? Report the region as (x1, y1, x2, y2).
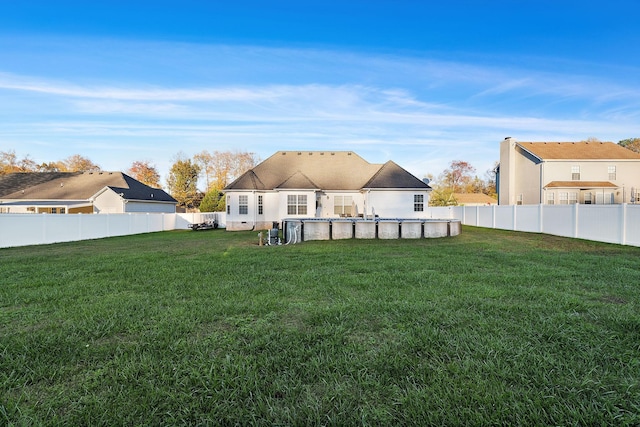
(1, 227, 639, 425)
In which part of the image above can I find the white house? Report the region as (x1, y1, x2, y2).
(0, 171, 177, 214)
(497, 137, 640, 205)
(223, 151, 432, 231)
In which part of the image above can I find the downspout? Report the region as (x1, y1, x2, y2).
(539, 162, 544, 204)
(251, 190, 256, 231)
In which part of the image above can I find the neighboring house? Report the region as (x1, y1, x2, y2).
(453, 193, 497, 206)
(223, 151, 432, 231)
(497, 137, 640, 205)
(0, 171, 177, 214)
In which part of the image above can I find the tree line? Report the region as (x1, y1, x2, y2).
(3, 138, 639, 210)
(0, 149, 259, 212)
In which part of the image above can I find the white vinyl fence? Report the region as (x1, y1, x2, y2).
(0, 212, 225, 249)
(428, 204, 640, 247)
(3, 205, 639, 249)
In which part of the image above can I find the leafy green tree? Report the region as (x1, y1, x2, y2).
(618, 138, 640, 153)
(166, 154, 201, 210)
(429, 187, 458, 206)
(199, 188, 225, 212)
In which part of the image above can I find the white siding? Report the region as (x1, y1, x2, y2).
(94, 190, 124, 213)
(367, 190, 430, 218)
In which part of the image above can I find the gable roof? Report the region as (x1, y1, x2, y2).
(518, 142, 640, 160)
(0, 172, 176, 203)
(225, 151, 431, 191)
(363, 161, 430, 189)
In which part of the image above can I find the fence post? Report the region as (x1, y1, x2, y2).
(41, 214, 47, 244)
(492, 204, 496, 228)
(512, 204, 517, 230)
(621, 203, 627, 245)
(538, 204, 543, 233)
(573, 203, 579, 238)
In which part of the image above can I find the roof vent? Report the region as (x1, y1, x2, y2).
(151, 193, 154, 198)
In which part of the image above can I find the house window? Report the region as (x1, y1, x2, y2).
(547, 192, 554, 205)
(517, 194, 523, 205)
(608, 166, 616, 181)
(258, 195, 263, 215)
(238, 195, 248, 215)
(559, 192, 568, 204)
(287, 195, 307, 215)
(60, 208, 66, 214)
(571, 166, 580, 180)
(569, 192, 578, 204)
(51, 208, 57, 214)
(226, 196, 230, 215)
(584, 192, 592, 204)
(334, 195, 353, 216)
(414, 194, 424, 211)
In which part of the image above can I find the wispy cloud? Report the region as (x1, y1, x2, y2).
(2, 38, 640, 179)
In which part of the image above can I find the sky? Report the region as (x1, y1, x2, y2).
(1, 0, 640, 188)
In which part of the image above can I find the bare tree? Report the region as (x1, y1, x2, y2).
(194, 150, 260, 191)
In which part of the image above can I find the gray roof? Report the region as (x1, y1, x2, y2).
(225, 151, 431, 191)
(0, 172, 177, 203)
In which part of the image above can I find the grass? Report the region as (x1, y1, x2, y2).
(1, 226, 640, 425)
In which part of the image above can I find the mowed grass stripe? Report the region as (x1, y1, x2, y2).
(1, 227, 639, 425)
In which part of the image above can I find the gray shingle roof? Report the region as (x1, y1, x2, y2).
(225, 151, 431, 191)
(0, 172, 176, 202)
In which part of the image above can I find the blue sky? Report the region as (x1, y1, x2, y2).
(1, 1, 640, 187)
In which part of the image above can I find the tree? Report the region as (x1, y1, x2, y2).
(37, 161, 64, 172)
(166, 154, 201, 210)
(0, 150, 39, 174)
(581, 137, 602, 143)
(618, 138, 640, 154)
(199, 188, 225, 212)
(429, 187, 458, 206)
(193, 150, 215, 190)
(128, 160, 161, 188)
(194, 150, 260, 191)
(438, 160, 476, 193)
(483, 163, 498, 197)
(61, 154, 101, 172)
